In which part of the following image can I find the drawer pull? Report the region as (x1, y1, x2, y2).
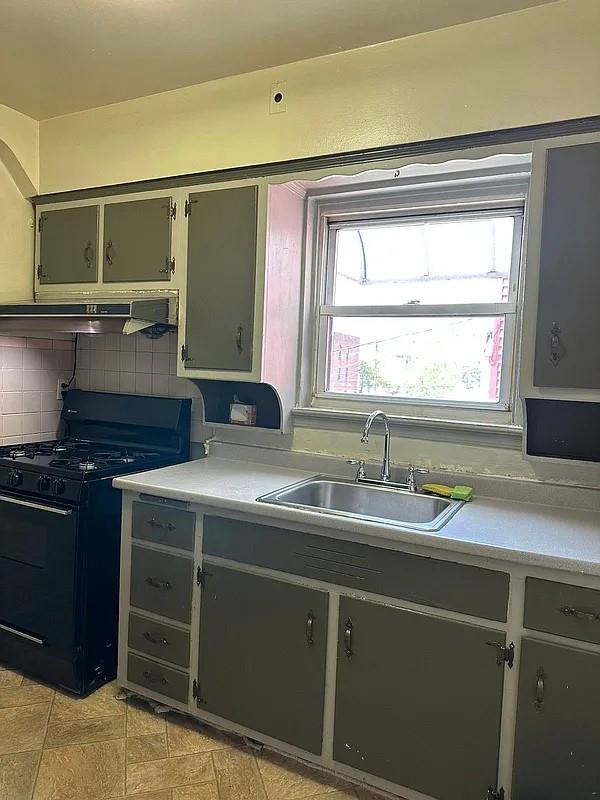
(145, 576, 172, 591)
(306, 611, 315, 647)
(344, 619, 353, 659)
(148, 518, 176, 532)
(143, 631, 169, 646)
(143, 670, 168, 686)
(559, 606, 600, 622)
(535, 667, 545, 710)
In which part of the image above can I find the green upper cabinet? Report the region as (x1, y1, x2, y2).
(183, 185, 258, 372)
(197, 564, 328, 754)
(533, 140, 600, 389)
(513, 638, 600, 800)
(334, 597, 506, 800)
(38, 205, 99, 284)
(103, 196, 175, 282)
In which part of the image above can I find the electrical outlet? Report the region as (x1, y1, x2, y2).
(269, 81, 287, 114)
(57, 377, 69, 400)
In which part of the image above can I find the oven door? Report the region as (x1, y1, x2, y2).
(0, 492, 78, 653)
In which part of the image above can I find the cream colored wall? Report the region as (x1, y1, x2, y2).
(0, 103, 38, 301)
(32, 0, 600, 487)
(39, 0, 600, 193)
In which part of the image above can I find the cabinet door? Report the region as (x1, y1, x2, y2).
(184, 185, 257, 371)
(534, 141, 600, 388)
(513, 638, 600, 799)
(197, 564, 328, 753)
(103, 197, 173, 282)
(38, 205, 98, 284)
(334, 597, 505, 800)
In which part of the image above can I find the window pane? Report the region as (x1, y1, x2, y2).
(333, 215, 516, 305)
(326, 316, 507, 403)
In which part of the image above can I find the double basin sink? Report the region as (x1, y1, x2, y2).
(259, 475, 462, 532)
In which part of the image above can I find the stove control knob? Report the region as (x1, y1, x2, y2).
(52, 478, 66, 496)
(37, 475, 51, 492)
(7, 470, 23, 487)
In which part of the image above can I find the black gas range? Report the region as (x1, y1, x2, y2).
(0, 389, 191, 695)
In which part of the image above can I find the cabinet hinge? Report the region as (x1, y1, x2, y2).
(184, 198, 197, 217)
(486, 640, 515, 669)
(170, 202, 177, 220)
(193, 679, 206, 705)
(37, 264, 46, 280)
(181, 344, 194, 364)
(38, 216, 44, 233)
(160, 257, 175, 276)
(196, 567, 212, 586)
(486, 787, 505, 800)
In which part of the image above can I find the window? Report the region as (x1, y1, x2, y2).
(312, 179, 525, 421)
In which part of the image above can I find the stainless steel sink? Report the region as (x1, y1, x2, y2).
(258, 476, 462, 532)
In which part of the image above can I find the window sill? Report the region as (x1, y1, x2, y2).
(291, 406, 523, 450)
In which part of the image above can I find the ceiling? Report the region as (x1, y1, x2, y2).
(1, 0, 556, 120)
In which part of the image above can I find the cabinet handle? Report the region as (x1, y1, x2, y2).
(236, 325, 244, 353)
(535, 667, 545, 710)
(558, 606, 600, 622)
(306, 611, 315, 647)
(105, 239, 114, 266)
(550, 322, 562, 367)
(143, 670, 168, 685)
(148, 517, 175, 532)
(145, 576, 172, 591)
(344, 619, 353, 659)
(143, 631, 169, 646)
(84, 241, 94, 269)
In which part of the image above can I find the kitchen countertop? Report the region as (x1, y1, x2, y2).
(114, 457, 600, 577)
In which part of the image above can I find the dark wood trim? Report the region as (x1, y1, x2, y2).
(34, 115, 600, 204)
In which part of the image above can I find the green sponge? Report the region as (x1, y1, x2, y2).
(450, 485, 473, 501)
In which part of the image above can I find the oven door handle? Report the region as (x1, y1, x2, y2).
(0, 493, 73, 515)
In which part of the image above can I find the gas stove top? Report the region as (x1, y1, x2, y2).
(0, 439, 164, 475)
(0, 389, 192, 502)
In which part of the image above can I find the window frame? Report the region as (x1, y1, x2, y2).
(306, 173, 528, 425)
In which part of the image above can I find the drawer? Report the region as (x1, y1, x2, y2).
(130, 545, 193, 623)
(128, 612, 190, 668)
(127, 653, 189, 703)
(132, 501, 195, 551)
(525, 577, 600, 644)
(203, 515, 509, 622)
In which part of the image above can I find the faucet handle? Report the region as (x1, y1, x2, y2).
(407, 464, 429, 492)
(408, 464, 429, 475)
(347, 459, 366, 481)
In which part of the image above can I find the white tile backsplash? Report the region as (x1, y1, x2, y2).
(0, 335, 76, 445)
(75, 331, 203, 433)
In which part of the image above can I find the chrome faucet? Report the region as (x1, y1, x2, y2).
(361, 410, 391, 482)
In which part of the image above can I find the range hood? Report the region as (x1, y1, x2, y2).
(0, 297, 177, 334)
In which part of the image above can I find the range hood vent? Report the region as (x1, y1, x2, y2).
(0, 297, 176, 335)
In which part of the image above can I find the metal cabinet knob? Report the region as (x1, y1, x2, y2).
(84, 241, 94, 268)
(145, 576, 172, 591)
(143, 670, 168, 685)
(306, 611, 315, 647)
(550, 322, 563, 367)
(143, 631, 169, 646)
(105, 239, 114, 266)
(344, 619, 353, 659)
(535, 667, 545, 709)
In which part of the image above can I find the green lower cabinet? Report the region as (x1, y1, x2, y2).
(512, 638, 600, 799)
(333, 597, 506, 800)
(197, 564, 328, 754)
